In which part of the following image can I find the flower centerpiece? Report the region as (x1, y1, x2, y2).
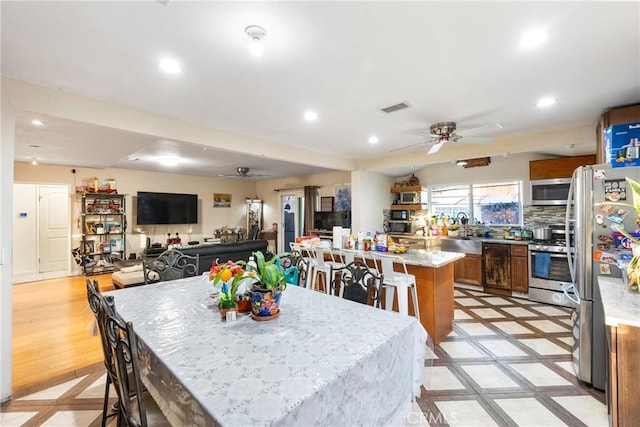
(210, 260, 256, 319)
(244, 251, 287, 320)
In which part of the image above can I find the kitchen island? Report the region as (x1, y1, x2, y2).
(392, 249, 465, 345)
(598, 276, 640, 426)
(331, 248, 464, 345)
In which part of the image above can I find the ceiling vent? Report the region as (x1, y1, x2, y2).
(381, 102, 409, 114)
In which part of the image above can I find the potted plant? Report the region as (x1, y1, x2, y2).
(210, 260, 256, 320)
(244, 251, 287, 320)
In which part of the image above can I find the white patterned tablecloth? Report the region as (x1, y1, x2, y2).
(107, 276, 429, 426)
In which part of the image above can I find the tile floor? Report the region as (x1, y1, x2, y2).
(413, 288, 607, 427)
(2, 288, 608, 426)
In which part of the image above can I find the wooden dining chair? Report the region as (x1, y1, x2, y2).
(329, 260, 384, 308)
(142, 249, 199, 284)
(102, 297, 171, 427)
(86, 279, 117, 427)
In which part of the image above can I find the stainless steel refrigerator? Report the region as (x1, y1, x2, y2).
(566, 164, 640, 391)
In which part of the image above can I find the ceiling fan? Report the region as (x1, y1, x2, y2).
(392, 121, 502, 154)
(218, 167, 271, 179)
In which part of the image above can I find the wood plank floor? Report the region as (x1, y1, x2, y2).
(12, 274, 114, 391)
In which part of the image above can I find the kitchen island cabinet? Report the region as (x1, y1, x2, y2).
(378, 249, 464, 345)
(598, 277, 640, 427)
(454, 253, 482, 287)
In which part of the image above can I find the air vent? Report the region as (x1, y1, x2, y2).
(381, 102, 409, 114)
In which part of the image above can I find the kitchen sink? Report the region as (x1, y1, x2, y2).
(441, 237, 482, 254)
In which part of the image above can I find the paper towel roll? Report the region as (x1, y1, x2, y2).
(333, 226, 343, 248)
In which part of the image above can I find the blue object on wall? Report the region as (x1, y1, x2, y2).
(19, 212, 27, 217)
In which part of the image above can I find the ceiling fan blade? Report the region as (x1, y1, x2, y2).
(428, 141, 445, 155)
(390, 141, 427, 153)
(458, 123, 503, 136)
(463, 136, 494, 145)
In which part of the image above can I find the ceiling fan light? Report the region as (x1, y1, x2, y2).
(246, 25, 266, 57)
(158, 156, 179, 166)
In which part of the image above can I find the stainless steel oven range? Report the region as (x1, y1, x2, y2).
(528, 224, 576, 307)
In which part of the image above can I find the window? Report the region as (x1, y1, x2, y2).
(429, 181, 522, 225)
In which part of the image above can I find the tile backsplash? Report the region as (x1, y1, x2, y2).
(523, 205, 567, 226)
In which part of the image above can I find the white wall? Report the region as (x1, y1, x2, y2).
(256, 171, 352, 231)
(12, 184, 37, 282)
(1, 95, 16, 401)
(414, 152, 552, 204)
(14, 163, 258, 259)
(351, 170, 394, 234)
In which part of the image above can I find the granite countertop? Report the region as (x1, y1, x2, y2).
(350, 248, 465, 268)
(440, 236, 530, 245)
(396, 249, 466, 268)
(597, 276, 640, 328)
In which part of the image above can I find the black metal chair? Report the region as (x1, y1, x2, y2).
(279, 250, 312, 287)
(329, 260, 384, 307)
(142, 249, 199, 285)
(102, 297, 170, 427)
(86, 279, 117, 427)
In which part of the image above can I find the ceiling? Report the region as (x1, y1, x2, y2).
(2, 1, 639, 179)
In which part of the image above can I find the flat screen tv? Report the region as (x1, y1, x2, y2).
(136, 191, 198, 225)
(313, 211, 351, 230)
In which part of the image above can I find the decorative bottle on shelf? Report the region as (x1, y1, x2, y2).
(175, 232, 181, 246)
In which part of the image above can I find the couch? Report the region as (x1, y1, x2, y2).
(111, 239, 270, 289)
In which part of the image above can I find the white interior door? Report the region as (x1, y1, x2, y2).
(38, 185, 70, 273)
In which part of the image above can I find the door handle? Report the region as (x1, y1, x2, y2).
(563, 283, 579, 307)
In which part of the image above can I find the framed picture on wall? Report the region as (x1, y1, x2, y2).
(213, 193, 232, 208)
(320, 196, 334, 212)
(334, 184, 351, 211)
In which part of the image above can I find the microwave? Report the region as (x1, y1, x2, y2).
(530, 178, 571, 205)
(390, 209, 410, 220)
(389, 221, 412, 234)
(399, 192, 419, 204)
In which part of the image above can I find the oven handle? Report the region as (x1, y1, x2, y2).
(565, 169, 576, 284)
(530, 252, 571, 259)
(563, 283, 580, 308)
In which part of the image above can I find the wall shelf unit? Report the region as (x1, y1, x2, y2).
(81, 193, 126, 275)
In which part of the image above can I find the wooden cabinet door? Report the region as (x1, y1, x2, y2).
(483, 244, 511, 289)
(511, 256, 528, 293)
(454, 253, 482, 286)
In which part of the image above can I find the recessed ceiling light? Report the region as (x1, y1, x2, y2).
(304, 111, 318, 122)
(456, 160, 468, 167)
(31, 119, 44, 126)
(158, 156, 179, 166)
(536, 97, 557, 108)
(519, 28, 548, 48)
(159, 58, 182, 74)
(368, 136, 379, 144)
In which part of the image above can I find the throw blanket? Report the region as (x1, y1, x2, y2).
(534, 253, 551, 279)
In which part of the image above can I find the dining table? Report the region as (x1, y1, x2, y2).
(105, 275, 430, 426)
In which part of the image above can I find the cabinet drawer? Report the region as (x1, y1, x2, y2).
(510, 245, 528, 257)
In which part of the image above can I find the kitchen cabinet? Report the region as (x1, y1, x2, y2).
(529, 154, 596, 180)
(510, 245, 529, 293)
(81, 193, 126, 275)
(454, 253, 482, 287)
(607, 323, 640, 426)
(596, 103, 640, 164)
(482, 243, 511, 290)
